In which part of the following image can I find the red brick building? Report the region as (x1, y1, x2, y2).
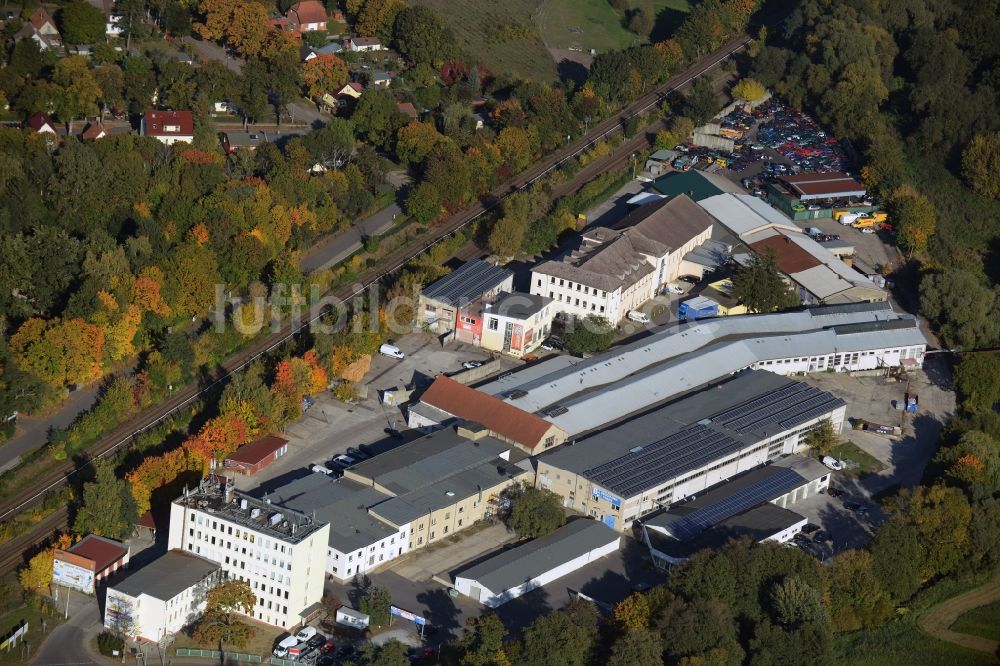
(223, 435, 290, 476)
(53, 535, 130, 594)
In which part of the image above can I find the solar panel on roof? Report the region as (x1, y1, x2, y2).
(421, 261, 513, 305)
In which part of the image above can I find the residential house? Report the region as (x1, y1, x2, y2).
(106, 16, 122, 38)
(302, 41, 343, 61)
(286, 0, 328, 32)
(345, 36, 383, 52)
(15, 8, 61, 51)
(370, 70, 392, 88)
(27, 112, 57, 135)
(397, 102, 418, 120)
(140, 110, 194, 145)
(81, 122, 107, 141)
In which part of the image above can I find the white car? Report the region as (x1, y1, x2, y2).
(822, 456, 845, 471)
(664, 284, 684, 295)
(861, 227, 876, 234)
(462, 361, 483, 369)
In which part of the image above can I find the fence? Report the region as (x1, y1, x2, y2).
(174, 648, 262, 663)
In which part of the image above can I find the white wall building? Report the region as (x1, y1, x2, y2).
(453, 520, 620, 607)
(104, 550, 222, 642)
(534, 371, 845, 532)
(530, 195, 714, 322)
(167, 476, 329, 629)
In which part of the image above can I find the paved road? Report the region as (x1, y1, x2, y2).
(301, 202, 402, 273)
(32, 594, 102, 666)
(0, 383, 101, 472)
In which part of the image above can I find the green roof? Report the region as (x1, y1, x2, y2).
(652, 171, 724, 201)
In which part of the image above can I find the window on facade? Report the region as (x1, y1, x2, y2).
(537, 279, 542, 287)
(488, 318, 498, 330)
(600, 306, 605, 313)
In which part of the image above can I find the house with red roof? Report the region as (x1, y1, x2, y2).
(81, 121, 107, 141)
(53, 535, 130, 594)
(397, 102, 418, 120)
(408, 375, 568, 455)
(140, 110, 194, 145)
(27, 112, 57, 135)
(286, 0, 328, 32)
(15, 8, 62, 51)
(223, 435, 290, 475)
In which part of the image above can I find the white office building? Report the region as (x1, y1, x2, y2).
(167, 476, 329, 629)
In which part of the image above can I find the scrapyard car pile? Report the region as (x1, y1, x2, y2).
(755, 103, 849, 173)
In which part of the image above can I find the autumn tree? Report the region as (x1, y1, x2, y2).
(192, 580, 257, 648)
(354, 0, 405, 38)
(962, 132, 1000, 199)
(495, 126, 534, 173)
(196, 0, 239, 41)
(73, 458, 139, 540)
(953, 354, 1000, 414)
(226, 2, 271, 58)
(614, 591, 653, 630)
(52, 57, 102, 128)
(11, 317, 105, 388)
(827, 550, 894, 632)
(20, 534, 73, 596)
(888, 186, 936, 256)
(395, 121, 447, 165)
(459, 614, 509, 666)
(404, 182, 444, 225)
(884, 485, 973, 580)
(732, 77, 767, 102)
(301, 54, 349, 100)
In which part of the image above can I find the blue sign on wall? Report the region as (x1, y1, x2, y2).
(592, 487, 621, 508)
(390, 605, 427, 626)
(603, 515, 616, 529)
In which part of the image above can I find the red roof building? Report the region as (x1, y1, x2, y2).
(140, 110, 194, 145)
(81, 121, 107, 141)
(415, 375, 567, 454)
(53, 535, 130, 594)
(286, 0, 328, 32)
(27, 111, 57, 134)
(397, 102, 418, 120)
(224, 435, 290, 475)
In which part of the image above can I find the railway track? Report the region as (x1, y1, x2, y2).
(0, 33, 751, 571)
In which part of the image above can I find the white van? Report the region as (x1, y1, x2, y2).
(274, 635, 299, 657)
(311, 464, 332, 475)
(295, 626, 317, 642)
(627, 310, 650, 324)
(379, 343, 404, 359)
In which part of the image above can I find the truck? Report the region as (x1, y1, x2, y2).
(852, 216, 877, 229)
(835, 211, 862, 225)
(678, 296, 719, 320)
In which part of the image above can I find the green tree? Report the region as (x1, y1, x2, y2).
(356, 639, 410, 666)
(683, 77, 719, 125)
(359, 584, 392, 627)
(919, 270, 1000, 350)
(192, 580, 257, 648)
(72, 458, 139, 540)
(607, 628, 662, 666)
(885, 485, 973, 581)
(657, 597, 742, 664)
(460, 614, 509, 666)
(871, 520, 922, 602)
(962, 132, 1000, 199)
(520, 599, 599, 666)
(888, 186, 936, 256)
(304, 118, 355, 168)
(805, 420, 839, 458)
(392, 5, 455, 65)
(52, 57, 102, 128)
(732, 250, 799, 313)
(769, 576, 827, 628)
(115, 0, 147, 48)
(627, 3, 655, 36)
(499, 483, 565, 539)
(564, 315, 616, 354)
(954, 355, 1000, 414)
(60, 0, 107, 44)
(353, 88, 405, 150)
(731, 78, 767, 102)
(405, 182, 444, 225)
(827, 549, 894, 632)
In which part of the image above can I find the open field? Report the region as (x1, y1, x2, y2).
(537, 0, 693, 54)
(413, 0, 557, 82)
(951, 601, 1000, 643)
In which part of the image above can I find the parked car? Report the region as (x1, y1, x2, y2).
(843, 500, 861, 512)
(296, 627, 317, 642)
(802, 523, 821, 534)
(331, 454, 356, 468)
(822, 456, 844, 471)
(792, 532, 811, 545)
(813, 530, 831, 543)
(826, 487, 845, 498)
(664, 283, 685, 295)
(311, 464, 333, 475)
(627, 310, 650, 324)
(307, 634, 326, 650)
(379, 343, 405, 359)
(346, 447, 368, 460)
(462, 360, 483, 369)
(320, 640, 336, 654)
(302, 396, 316, 412)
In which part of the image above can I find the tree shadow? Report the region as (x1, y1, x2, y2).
(557, 59, 589, 87)
(492, 587, 552, 636)
(415, 588, 462, 640)
(649, 8, 688, 42)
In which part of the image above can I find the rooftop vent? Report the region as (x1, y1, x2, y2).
(240, 499, 248, 511)
(445, 491, 455, 497)
(250, 508, 260, 519)
(509, 389, 528, 399)
(629, 446, 644, 454)
(269, 512, 283, 526)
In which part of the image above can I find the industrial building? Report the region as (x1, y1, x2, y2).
(640, 456, 830, 566)
(699, 193, 884, 304)
(453, 519, 620, 607)
(419, 260, 514, 339)
(408, 375, 568, 454)
(167, 476, 329, 629)
(767, 172, 875, 221)
(477, 301, 925, 439)
(52, 535, 130, 594)
(344, 426, 531, 551)
(223, 435, 289, 476)
(104, 550, 223, 642)
(530, 195, 715, 322)
(534, 371, 845, 531)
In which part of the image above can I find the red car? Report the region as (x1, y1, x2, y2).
(320, 640, 336, 654)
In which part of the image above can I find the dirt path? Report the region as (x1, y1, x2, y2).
(917, 577, 1000, 655)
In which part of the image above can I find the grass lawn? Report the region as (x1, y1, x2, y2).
(834, 440, 886, 477)
(832, 577, 997, 666)
(0, 604, 65, 663)
(413, 0, 557, 82)
(172, 616, 285, 658)
(537, 0, 693, 53)
(950, 600, 1000, 642)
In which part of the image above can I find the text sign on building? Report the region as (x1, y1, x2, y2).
(592, 487, 621, 509)
(390, 605, 427, 626)
(52, 558, 94, 592)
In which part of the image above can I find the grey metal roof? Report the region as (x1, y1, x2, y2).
(643, 455, 822, 540)
(646, 502, 805, 558)
(349, 428, 510, 495)
(421, 260, 513, 306)
(487, 292, 551, 320)
(699, 193, 799, 238)
(264, 474, 398, 553)
(533, 232, 656, 294)
(455, 519, 619, 594)
(111, 550, 220, 602)
(539, 372, 843, 497)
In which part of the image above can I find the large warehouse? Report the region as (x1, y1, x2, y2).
(453, 519, 620, 607)
(478, 301, 925, 438)
(534, 371, 845, 531)
(641, 455, 830, 566)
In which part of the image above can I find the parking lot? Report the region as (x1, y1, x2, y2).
(235, 333, 514, 493)
(790, 215, 898, 274)
(787, 363, 955, 558)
